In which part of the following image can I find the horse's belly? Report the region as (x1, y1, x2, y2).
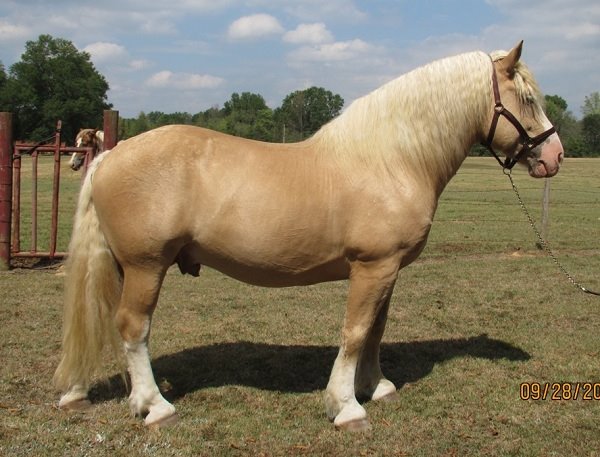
(176, 240, 350, 287)
(210, 258, 350, 287)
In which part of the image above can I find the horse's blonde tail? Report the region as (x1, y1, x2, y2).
(54, 151, 123, 394)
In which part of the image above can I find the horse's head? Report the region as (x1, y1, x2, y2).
(75, 128, 98, 148)
(483, 41, 563, 178)
(71, 128, 98, 171)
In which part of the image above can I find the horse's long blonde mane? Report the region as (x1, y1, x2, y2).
(309, 50, 509, 189)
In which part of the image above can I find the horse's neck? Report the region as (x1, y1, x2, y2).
(349, 52, 491, 194)
(308, 52, 493, 201)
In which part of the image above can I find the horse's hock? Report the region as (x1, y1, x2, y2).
(0, 110, 119, 268)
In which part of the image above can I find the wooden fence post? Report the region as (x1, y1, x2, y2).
(537, 178, 550, 249)
(103, 110, 119, 151)
(0, 112, 13, 270)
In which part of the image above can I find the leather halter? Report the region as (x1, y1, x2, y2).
(482, 58, 556, 170)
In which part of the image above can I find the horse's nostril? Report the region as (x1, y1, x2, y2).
(558, 151, 564, 164)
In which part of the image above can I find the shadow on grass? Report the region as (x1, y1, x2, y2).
(90, 334, 529, 403)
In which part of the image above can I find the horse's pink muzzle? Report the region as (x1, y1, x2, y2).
(529, 135, 564, 178)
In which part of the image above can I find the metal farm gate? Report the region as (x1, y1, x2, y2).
(0, 110, 118, 269)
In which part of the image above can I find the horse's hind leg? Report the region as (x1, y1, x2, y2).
(325, 257, 399, 431)
(116, 265, 176, 426)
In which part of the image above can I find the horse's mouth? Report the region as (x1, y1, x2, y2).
(528, 159, 560, 178)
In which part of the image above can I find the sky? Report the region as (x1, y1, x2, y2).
(0, 0, 598, 118)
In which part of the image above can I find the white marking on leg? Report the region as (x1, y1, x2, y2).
(325, 349, 367, 428)
(124, 320, 175, 425)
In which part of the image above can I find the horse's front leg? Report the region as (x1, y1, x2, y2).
(325, 257, 399, 431)
(354, 295, 398, 402)
(116, 266, 177, 426)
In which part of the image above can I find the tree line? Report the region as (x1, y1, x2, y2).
(119, 87, 344, 144)
(0, 35, 343, 145)
(1, 35, 599, 157)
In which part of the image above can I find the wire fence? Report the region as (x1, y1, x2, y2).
(423, 158, 600, 258)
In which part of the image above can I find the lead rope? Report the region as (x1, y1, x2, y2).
(504, 169, 600, 296)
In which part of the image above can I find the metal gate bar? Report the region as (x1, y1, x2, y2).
(0, 110, 118, 267)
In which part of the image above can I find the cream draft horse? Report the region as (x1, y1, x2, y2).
(69, 128, 104, 170)
(54, 42, 563, 431)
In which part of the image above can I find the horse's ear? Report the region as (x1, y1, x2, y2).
(500, 40, 523, 77)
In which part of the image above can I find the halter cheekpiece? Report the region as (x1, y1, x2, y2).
(482, 57, 556, 170)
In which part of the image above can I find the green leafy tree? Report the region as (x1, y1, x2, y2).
(276, 87, 344, 141)
(0, 62, 6, 90)
(544, 94, 587, 157)
(545, 95, 568, 130)
(193, 105, 227, 132)
(0, 34, 111, 143)
(582, 92, 600, 117)
(579, 92, 600, 156)
(222, 92, 274, 141)
(223, 92, 268, 116)
(582, 113, 600, 155)
(119, 112, 150, 139)
(120, 110, 199, 139)
(252, 108, 276, 141)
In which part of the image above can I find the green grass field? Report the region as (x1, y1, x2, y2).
(1, 157, 599, 456)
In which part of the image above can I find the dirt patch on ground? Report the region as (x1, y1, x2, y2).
(9, 256, 64, 270)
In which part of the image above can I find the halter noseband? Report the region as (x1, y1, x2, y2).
(482, 58, 556, 170)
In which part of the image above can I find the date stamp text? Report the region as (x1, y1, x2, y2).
(520, 382, 600, 401)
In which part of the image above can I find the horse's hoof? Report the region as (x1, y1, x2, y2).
(146, 412, 179, 428)
(335, 418, 371, 432)
(59, 398, 92, 412)
(371, 379, 397, 401)
(375, 391, 399, 402)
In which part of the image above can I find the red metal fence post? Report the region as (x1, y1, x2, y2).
(11, 146, 20, 255)
(103, 110, 119, 151)
(49, 120, 62, 257)
(0, 112, 13, 270)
